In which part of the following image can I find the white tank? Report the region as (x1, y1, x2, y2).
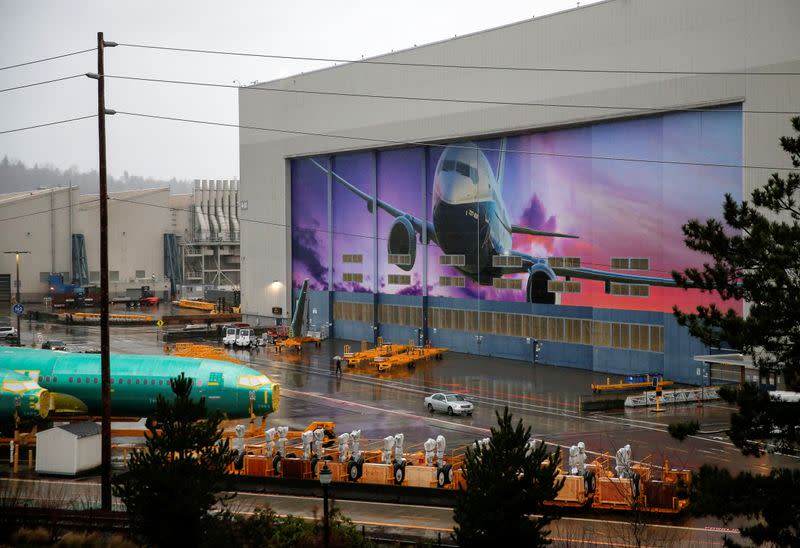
(207, 180, 220, 237)
(194, 179, 210, 240)
(214, 180, 227, 240)
(230, 180, 240, 240)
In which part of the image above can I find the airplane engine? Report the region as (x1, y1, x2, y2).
(387, 217, 417, 271)
(526, 263, 557, 304)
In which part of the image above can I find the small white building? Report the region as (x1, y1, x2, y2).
(35, 422, 101, 476)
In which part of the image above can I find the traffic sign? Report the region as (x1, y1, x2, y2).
(156, 319, 164, 327)
(12, 303, 24, 315)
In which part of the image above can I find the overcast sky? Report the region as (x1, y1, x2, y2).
(0, 0, 598, 182)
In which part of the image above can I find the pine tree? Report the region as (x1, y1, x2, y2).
(670, 117, 800, 546)
(453, 407, 563, 547)
(112, 373, 235, 546)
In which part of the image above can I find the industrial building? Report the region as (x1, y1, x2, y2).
(238, 0, 797, 384)
(0, 181, 242, 302)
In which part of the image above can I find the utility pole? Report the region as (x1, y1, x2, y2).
(3, 251, 29, 346)
(88, 31, 117, 513)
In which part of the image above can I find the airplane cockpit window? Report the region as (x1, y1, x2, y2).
(238, 375, 270, 388)
(441, 159, 478, 184)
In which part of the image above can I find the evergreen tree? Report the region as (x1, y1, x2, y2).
(112, 373, 235, 546)
(670, 117, 800, 546)
(453, 407, 563, 547)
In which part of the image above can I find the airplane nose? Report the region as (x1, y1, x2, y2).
(436, 173, 475, 204)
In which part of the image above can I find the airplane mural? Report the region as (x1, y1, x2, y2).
(310, 139, 677, 304)
(292, 107, 743, 313)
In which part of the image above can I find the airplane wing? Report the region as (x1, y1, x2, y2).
(309, 158, 436, 245)
(511, 226, 579, 239)
(507, 250, 676, 286)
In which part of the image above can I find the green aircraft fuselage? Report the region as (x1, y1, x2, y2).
(0, 348, 279, 419)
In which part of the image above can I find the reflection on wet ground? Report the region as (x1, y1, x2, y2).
(3, 315, 798, 478)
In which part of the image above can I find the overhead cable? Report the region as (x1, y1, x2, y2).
(117, 42, 800, 77)
(0, 114, 96, 135)
(104, 74, 796, 116)
(115, 110, 798, 172)
(0, 48, 95, 72)
(0, 74, 86, 94)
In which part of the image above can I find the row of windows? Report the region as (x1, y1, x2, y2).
(610, 283, 650, 297)
(378, 304, 423, 327)
(440, 254, 465, 266)
(439, 276, 465, 287)
(388, 254, 412, 265)
(41, 376, 203, 386)
(493, 277, 523, 290)
(342, 254, 363, 263)
(548, 257, 581, 269)
(492, 255, 523, 268)
(342, 272, 364, 283)
(333, 301, 373, 323)
(611, 257, 650, 270)
(428, 308, 663, 352)
(388, 274, 411, 285)
(547, 280, 581, 293)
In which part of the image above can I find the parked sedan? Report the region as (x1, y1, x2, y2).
(425, 393, 474, 416)
(0, 326, 17, 340)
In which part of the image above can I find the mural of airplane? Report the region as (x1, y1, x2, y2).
(0, 348, 280, 420)
(309, 139, 676, 304)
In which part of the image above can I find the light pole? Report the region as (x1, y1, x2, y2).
(319, 462, 332, 548)
(4, 251, 30, 346)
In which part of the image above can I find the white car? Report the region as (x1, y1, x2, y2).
(425, 393, 474, 416)
(235, 328, 254, 347)
(223, 327, 239, 346)
(0, 326, 17, 340)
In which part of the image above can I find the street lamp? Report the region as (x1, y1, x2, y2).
(319, 462, 332, 548)
(4, 251, 30, 346)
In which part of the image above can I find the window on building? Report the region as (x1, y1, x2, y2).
(439, 275, 465, 287)
(342, 272, 364, 283)
(342, 254, 363, 264)
(135, 269, 146, 278)
(388, 274, 411, 285)
(547, 280, 581, 293)
(610, 283, 650, 297)
(493, 278, 523, 290)
(39, 272, 51, 283)
(109, 270, 119, 281)
(90, 271, 100, 282)
(388, 254, 411, 266)
(548, 257, 581, 269)
(611, 257, 650, 270)
(492, 255, 523, 268)
(439, 255, 465, 266)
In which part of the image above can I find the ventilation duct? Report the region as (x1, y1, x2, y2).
(230, 180, 240, 240)
(163, 233, 182, 295)
(214, 180, 227, 241)
(71, 234, 89, 286)
(194, 179, 210, 240)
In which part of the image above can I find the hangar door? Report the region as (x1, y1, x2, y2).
(0, 274, 10, 303)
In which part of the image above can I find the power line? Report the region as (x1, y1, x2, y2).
(105, 74, 797, 116)
(0, 114, 96, 135)
(116, 110, 798, 172)
(0, 48, 95, 72)
(118, 42, 800, 77)
(105, 195, 701, 276)
(0, 74, 86, 94)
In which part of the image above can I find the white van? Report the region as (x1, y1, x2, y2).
(223, 327, 238, 346)
(235, 328, 254, 348)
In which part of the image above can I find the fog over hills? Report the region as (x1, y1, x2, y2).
(0, 156, 192, 195)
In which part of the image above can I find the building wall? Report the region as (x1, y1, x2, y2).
(0, 186, 193, 301)
(0, 187, 78, 300)
(240, 0, 800, 381)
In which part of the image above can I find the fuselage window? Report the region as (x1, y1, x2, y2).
(167, 380, 171, 386)
(150, 379, 155, 385)
(52, 376, 57, 383)
(127, 379, 132, 385)
(94, 378, 98, 384)
(135, 379, 140, 385)
(118, 378, 123, 384)
(69, 377, 73, 383)
(76, 377, 81, 383)
(86, 377, 90, 384)
(45, 376, 50, 382)
(158, 379, 163, 386)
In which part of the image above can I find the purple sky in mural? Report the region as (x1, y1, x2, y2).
(291, 107, 742, 313)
